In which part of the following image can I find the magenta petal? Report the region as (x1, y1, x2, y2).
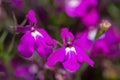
(14, 65, 28, 77)
(46, 47, 65, 67)
(63, 51, 80, 71)
(16, 25, 31, 33)
(65, 3, 78, 17)
(89, 0, 97, 6)
(38, 28, 55, 45)
(61, 28, 74, 42)
(14, 65, 33, 79)
(37, 43, 46, 58)
(65, 0, 82, 17)
(35, 34, 53, 58)
(43, 45, 53, 57)
(93, 39, 109, 54)
(75, 31, 91, 49)
(35, 37, 46, 58)
(18, 32, 34, 58)
(82, 8, 99, 27)
(75, 46, 94, 67)
(76, 1, 89, 17)
(10, 0, 23, 8)
(26, 10, 37, 25)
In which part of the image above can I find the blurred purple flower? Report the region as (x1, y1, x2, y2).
(14, 65, 34, 80)
(75, 30, 93, 50)
(82, 8, 99, 27)
(10, 0, 23, 8)
(56, 0, 99, 27)
(17, 10, 55, 58)
(0, 64, 8, 79)
(10, 57, 45, 80)
(46, 28, 94, 72)
(78, 26, 120, 58)
(64, 0, 97, 17)
(91, 26, 120, 57)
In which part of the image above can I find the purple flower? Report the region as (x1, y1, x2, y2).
(11, 57, 44, 80)
(17, 10, 55, 58)
(14, 65, 34, 80)
(10, 0, 23, 8)
(82, 8, 99, 27)
(56, 0, 99, 27)
(79, 26, 120, 58)
(64, 0, 97, 17)
(46, 28, 94, 72)
(91, 26, 120, 57)
(75, 30, 93, 50)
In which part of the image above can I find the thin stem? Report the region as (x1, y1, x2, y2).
(54, 39, 63, 47)
(12, 11, 18, 25)
(20, 18, 27, 26)
(0, 31, 8, 43)
(7, 33, 16, 54)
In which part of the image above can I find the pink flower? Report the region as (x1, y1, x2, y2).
(17, 10, 55, 58)
(46, 28, 94, 72)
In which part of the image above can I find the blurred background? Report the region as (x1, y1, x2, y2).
(0, 0, 120, 80)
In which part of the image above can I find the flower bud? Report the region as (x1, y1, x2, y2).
(95, 20, 111, 40)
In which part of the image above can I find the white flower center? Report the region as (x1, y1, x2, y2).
(65, 47, 76, 55)
(31, 30, 43, 40)
(66, 0, 81, 8)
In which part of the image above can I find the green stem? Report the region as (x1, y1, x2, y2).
(54, 39, 63, 47)
(0, 31, 8, 43)
(3, 53, 13, 78)
(7, 33, 16, 54)
(0, 31, 8, 55)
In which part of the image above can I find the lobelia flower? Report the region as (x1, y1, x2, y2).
(81, 8, 99, 27)
(10, 57, 39, 80)
(75, 29, 93, 51)
(91, 26, 120, 57)
(10, 0, 23, 8)
(17, 10, 55, 58)
(46, 28, 94, 72)
(80, 26, 120, 58)
(64, 0, 97, 17)
(56, 0, 99, 27)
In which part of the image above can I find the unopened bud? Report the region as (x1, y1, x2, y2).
(100, 20, 111, 31)
(95, 20, 111, 40)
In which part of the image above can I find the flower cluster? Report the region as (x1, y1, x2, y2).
(91, 26, 120, 57)
(56, 0, 99, 27)
(17, 10, 94, 72)
(77, 24, 120, 58)
(17, 10, 55, 58)
(46, 28, 94, 71)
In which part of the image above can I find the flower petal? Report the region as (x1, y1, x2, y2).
(46, 47, 65, 67)
(10, 0, 23, 8)
(75, 31, 92, 49)
(89, 0, 97, 6)
(82, 8, 99, 27)
(36, 37, 46, 58)
(61, 28, 74, 43)
(75, 45, 94, 67)
(16, 25, 31, 33)
(26, 10, 37, 25)
(93, 39, 109, 54)
(14, 65, 33, 79)
(18, 32, 35, 58)
(38, 28, 55, 45)
(76, 0, 89, 17)
(63, 51, 80, 72)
